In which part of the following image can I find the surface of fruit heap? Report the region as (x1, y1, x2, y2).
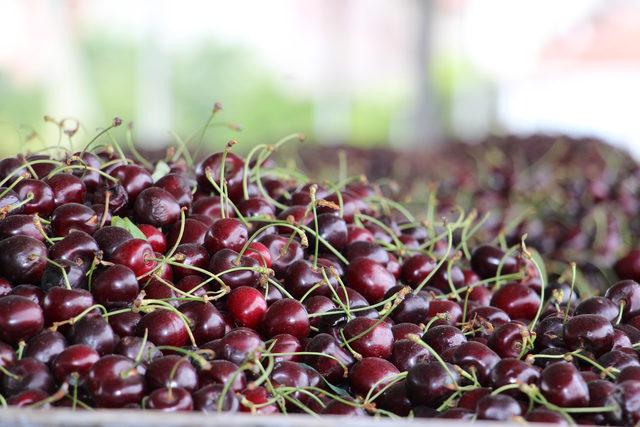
(3, 116, 640, 425)
(298, 135, 640, 292)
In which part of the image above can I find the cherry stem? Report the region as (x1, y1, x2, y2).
(26, 383, 69, 408)
(563, 262, 577, 324)
(79, 117, 123, 155)
(407, 334, 459, 386)
(124, 123, 153, 169)
(413, 224, 453, 295)
(46, 164, 118, 183)
(50, 304, 108, 331)
(235, 220, 307, 263)
(0, 364, 20, 380)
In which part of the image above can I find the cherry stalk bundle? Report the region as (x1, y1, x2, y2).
(1, 111, 640, 425)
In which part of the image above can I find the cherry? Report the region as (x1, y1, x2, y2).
(142, 278, 178, 305)
(525, 408, 570, 425)
(23, 329, 67, 365)
(14, 179, 55, 217)
(406, 360, 460, 405)
(86, 355, 145, 408)
(93, 226, 133, 259)
(263, 298, 309, 340)
(191, 196, 232, 219)
(451, 341, 500, 385)
(195, 151, 244, 199)
(192, 383, 239, 413)
(7, 389, 51, 408)
(43, 287, 94, 325)
(51, 344, 100, 383)
(346, 225, 374, 244)
(46, 173, 86, 206)
(168, 243, 208, 280)
(304, 333, 354, 384)
(0, 277, 11, 297)
(155, 173, 193, 208)
(147, 387, 193, 411)
(239, 386, 278, 414)
(174, 275, 208, 298)
(615, 250, 640, 282)
(575, 296, 620, 321)
(426, 299, 462, 325)
(0, 295, 44, 345)
(208, 248, 260, 289)
(111, 238, 157, 276)
(227, 286, 267, 329)
(0, 157, 26, 183)
(137, 309, 188, 347)
(487, 321, 528, 358)
(489, 358, 540, 396)
(244, 241, 272, 268)
(213, 327, 263, 365)
(389, 289, 430, 325)
(0, 235, 47, 284)
(540, 361, 589, 407)
(41, 258, 88, 291)
(259, 234, 304, 278)
(475, 394, 522, 421)
(237, 197, 275, 219)
(303, 295, 337, 329)
(92, 264, 139, 307)
(146, 355, 198, 392)
(0, 187, 21, 214)
(0, 214, 44, 241)
(109, 164, 153, 200)
(534, 315, 565, 349)
(178, 301, 226, 345)
(605, 280, 640, 320)
(198, 360, 246, 392)
(0, 341, 16, 368)
(166, 218, 208, 247)
(69, 151, 102, 191)
(133, 187, 181, 227)
(422, 324, 467, 354)
(11, 284, 45, 306)
(204, 218, 248, 254)
(389, 338, 431, 371)
(490, 282, 540, 321)
(109, 312, 141, 337)
(437, 408, 475, 420)
(270, 361, 310, 407)
(470, 245, 518, 279)
(563, 314, 614, 356)
(1, 358, 54, 397)
(138, 224, 167, 254)
(616, 380, 640, 425)
(115, 336, 162, 364)
(457, 387, 491, 410)
(345, 241, 389, 265)
(69, 315, 117, 356)
(50, 203, 98, 236)
(349, 357, 399, 396)
(92, 182, 129, 214)
(346, 258, 396, 303)
(342, 317, 394, 359)
(391, 323, 423, 340)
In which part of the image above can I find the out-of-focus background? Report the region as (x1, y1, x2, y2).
(1, 0, 640, 155)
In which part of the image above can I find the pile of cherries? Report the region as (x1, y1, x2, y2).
(3, 118, 640, 426)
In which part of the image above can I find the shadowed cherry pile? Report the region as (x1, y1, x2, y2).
(3, 115, 640, 425)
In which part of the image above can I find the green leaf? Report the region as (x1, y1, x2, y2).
(111, 216, 147, 240)
(151, 160, 171, 182)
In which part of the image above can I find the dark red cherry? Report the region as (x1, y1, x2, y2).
(198, 360, 246, 392)
(259, 234, 304, 278)
(342, 317, 393, 359)
(284, 259, 334, 299)
(111, 238, 156, 277)
(0, 342, 15, 368)
(540, 361, 589, 407)
(313, 213, 348, 252)
(69, 315, 117, 356)
(349, 357, 399, 396)
(345, 241, 389, 265)
(470, 245, 518, 279)
(137, 309, 188, 347)
(208, 248, 260, 289)
(147, 387, 193, 411)
(7, 389, 50, 408)
(134, 187, 181, 227)
(10, 284, 44, 306)
(166, 218, 208, 247)
(239, 386, 277, 414)
(69, 151, 101, 191)
(244, 241, 272, 268)
(0, 186, 21, 214)
(374, 380, 412, 416)
(0, 157, 26, 183)
(50, 203, 98, 236)
(616, 380, 640, 425)
(170, 243, 209, 280)
(109, 164, 153, 200)
(204, 218, 247, 254)
(237, 197, 275, 219)
(191, 195, 232, 219)
(214, 327, 263, 366)
(174, 275, 208, 297)
(406, 360, 460, 405)
(195, 152, 244, 199)
(304, 333, 354, 384)
(263, 298, 309, 340)
(92, 264, 139, 307)
(86, 355, 145, 408)
(491, 282, 540, 321)
(109, 312, 141, 337)
(146, 355, 198, 392)
(227, 286, 267, 329)
(575, 296, 620, 321)
(346, 258, 395, 303)
(488, 321, 528, 358)
(391, 323, 423, 340)
(114, 336, 162, 364)
(615, 250, 640, 282)
(0, 295, 44, 345)
(422, 324, 467, 354)
(1, 358, 54, 397)
(458, 387, 491, 410)
(476, 394, 522, 421)
(155, 173, 193, 208)
(426, 299, 462, 325)
(178, 301, 225, 345)
(93, 226, 133, 259)
(605, 280, 640, 320)
(400, 254, 436, 288)
(346, 225, 374, 244)
(389, 338, 431, 371)
(51, 344, 99, 383)
(534, 315, 565, 349)
(525, 408, 570, 425)
(138, 224, 167, 254)
(43, 287, 94, 325)
(0, 277, 11, 297)
(91, 182, 129, 214)
(489, 358, 540, 396)
(23, 329, 67, 365)
(563, 314, 614, 356)
(192, 383, 239, 413)
(0, 215, 41, 243)
(303, 295, 337, 329)
(45, 173, 86, 206)
(452, 341, 500, 385)
(14, 179, 55, 216)
(389, 288, 431, 324)
(0, 235, 47, 284)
